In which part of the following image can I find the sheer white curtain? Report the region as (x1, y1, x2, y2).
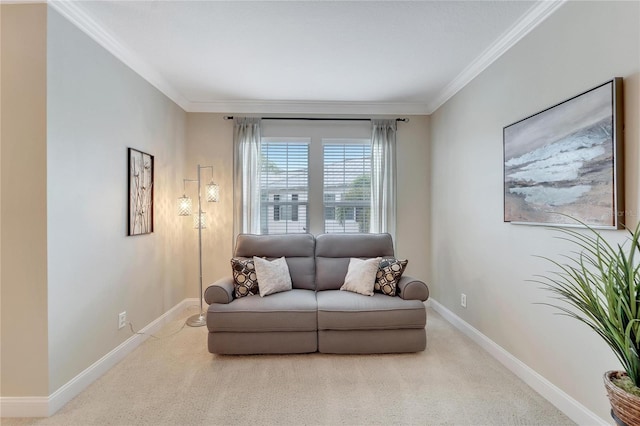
(233, 117, 262, 236)
(370, 119, 397, 238)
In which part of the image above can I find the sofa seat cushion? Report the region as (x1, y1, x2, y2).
(316, 290, 426, 331)
(207, 289, 317, 333)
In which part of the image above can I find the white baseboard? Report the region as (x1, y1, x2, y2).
(0, 298, 197, 418)
(5, 298, 605, 422)
(429, 299, 608, 426)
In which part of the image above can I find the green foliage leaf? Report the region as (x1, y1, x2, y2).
(536, 219, 640, 386)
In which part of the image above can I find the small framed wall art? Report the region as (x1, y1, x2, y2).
(503, 78, 624, 229)
(128, 148, 154, 235)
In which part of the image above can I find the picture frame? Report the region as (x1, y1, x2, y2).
(128, 148, 154, 235)
(503, 78, 624, 229)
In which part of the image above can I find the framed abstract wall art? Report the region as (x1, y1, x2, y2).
(128, 148, 154, 235)
(503, 78, 624, 229)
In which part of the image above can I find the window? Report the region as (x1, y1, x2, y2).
(291, 194, 299, 222)
(260, 140, 309, 234)
(272, 194, 299, 222)
(323, 142, 371, 233)
(324, 193, 336, 221)
(237, 120, 394, 236)
(273, 195, 280, 221)
(259, 139, 371, 235)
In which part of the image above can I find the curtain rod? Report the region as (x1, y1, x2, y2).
(223, 116, 409, 123)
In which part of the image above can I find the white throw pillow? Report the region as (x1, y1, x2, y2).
(253, 256, 293, 297)
(340, 257, 381, 296)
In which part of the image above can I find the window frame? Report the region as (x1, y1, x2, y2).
(259, 137, 310, 234)
(322, 138, 372, 234)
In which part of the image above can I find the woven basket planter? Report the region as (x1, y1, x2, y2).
(604, 371, 640, 426)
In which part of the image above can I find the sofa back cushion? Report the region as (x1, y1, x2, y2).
(234, 233, 316, 290)
(315, 233, 395, 291)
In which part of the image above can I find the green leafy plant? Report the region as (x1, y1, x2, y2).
(534, 220, 640, 388)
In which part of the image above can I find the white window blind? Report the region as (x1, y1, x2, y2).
(323, 141, 371, 233)
(260, 141, 309, 234)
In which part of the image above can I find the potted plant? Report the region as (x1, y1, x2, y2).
(536, 220, 640, 426)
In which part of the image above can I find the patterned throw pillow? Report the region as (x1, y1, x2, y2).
(230, 257, 259, 298)
(375, 258, 408, 296)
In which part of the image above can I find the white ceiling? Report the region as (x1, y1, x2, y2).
(50, 1, 565, 114)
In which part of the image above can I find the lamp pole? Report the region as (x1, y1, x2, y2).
(179, 164, 218, 327)
(187, 165, 206, 326)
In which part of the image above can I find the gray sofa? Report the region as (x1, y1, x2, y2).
(203, 233, 429, 355)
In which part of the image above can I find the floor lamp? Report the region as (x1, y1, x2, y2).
(178, 165, 219, 327)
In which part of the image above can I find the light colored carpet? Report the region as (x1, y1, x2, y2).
(3, 306, 573, 426)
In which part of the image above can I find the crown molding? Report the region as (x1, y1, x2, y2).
(47, 0, 564, 116)
(47, 0, 189, 110)
(46, 0, 426, 115)
(426, 0, 566, 114)
(187, 99, 431, 115)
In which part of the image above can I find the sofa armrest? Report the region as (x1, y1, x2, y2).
(396, 275, 429, 301)
(204, 277, 235, 304)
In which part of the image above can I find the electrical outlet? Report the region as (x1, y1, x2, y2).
(118, 311, 127, 329)
(461, 293, 467, 308)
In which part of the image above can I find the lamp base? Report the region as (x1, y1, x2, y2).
(186, 313, 206, 327)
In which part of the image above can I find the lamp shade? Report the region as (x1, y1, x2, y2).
(206, 182, 219, 203)
(177, 195, 192, 216)
(194, 212, 207, 229)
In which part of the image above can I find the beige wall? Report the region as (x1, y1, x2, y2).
(0, 4, 188, 399)
(395, 116, 430, 281)
(184, 114, 234, 297)
(185, 114, 431, 286)
(0, 3, 50, 397)
(430, 0, 639, 421)
(46, 8, 187, 392)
